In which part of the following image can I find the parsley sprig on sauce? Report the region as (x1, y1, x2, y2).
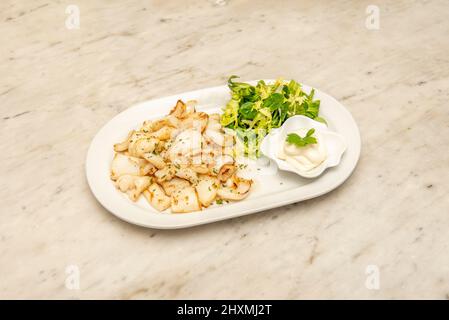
(286, 129, 317, 147)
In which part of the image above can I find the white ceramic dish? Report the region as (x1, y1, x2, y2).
(260, 115, 347, 178)
(86, 81, 361, 229)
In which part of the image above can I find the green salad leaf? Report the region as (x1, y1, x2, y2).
(286, 129, 317, 147)
(220, 76, 325, 157)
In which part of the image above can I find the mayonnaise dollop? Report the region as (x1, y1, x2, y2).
(277, 128, 327, 172)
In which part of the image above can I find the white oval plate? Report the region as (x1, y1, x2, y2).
(86, 81, 361, 229)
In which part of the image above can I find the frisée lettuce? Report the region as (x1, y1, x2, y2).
(220, 76, 325, 157)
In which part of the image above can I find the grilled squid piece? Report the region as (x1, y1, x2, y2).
(167, 129, 203, 163)
(185, 100, 198, 111)
(110, 153, 148, 180)
(154, 164, 176, 183)
(204, 114, 234, 147)
(169, 100, 188, 119)
(161, 178, 191, 196)
(195, 175, 219, 207)
(191, 164, 210, 174)
(142, 153, 166, 169)
(127, 131, 149, 152)
(217, 163, 237, 182)
(129, 137, 158, 157)
(114, 130, 135, 152)
(217, 176, 252, 201)
(175, 166, 199, 184)
(142, 118, 178, 133)
(171, 186, 201, 213)
(165, 115, 181, 128)
(180, 112, 209, 133)
(211, 154, 235, 178)
(140, 162, 157, 176)
(207, 113, 221, 129)
(150, 126, 172, 141)
(195, 149, 218, 169)
(144, 183, 171, 211)
(215, 133, 233, 147)
(116, 175, 151, 201)
(204, 130, 225, 146)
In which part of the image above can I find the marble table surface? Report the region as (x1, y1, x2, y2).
(1, 0, 448, 299)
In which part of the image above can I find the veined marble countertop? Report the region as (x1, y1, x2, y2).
(1, 0, 448, 299)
